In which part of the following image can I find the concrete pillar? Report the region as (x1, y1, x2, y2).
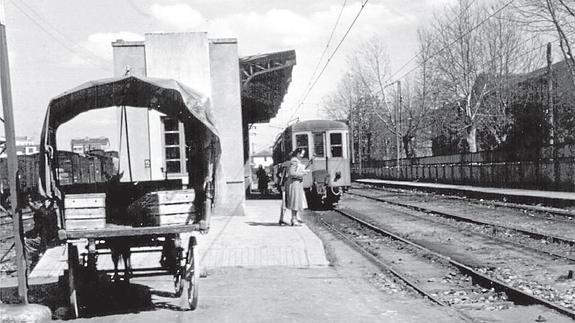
(209, 39, 245, 216)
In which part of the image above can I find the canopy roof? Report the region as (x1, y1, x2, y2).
(44, 75, 219, 137)
(240, 50, 296, 123)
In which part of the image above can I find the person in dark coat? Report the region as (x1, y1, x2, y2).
(277, 160, 291, 225)
(256, 165, 269, 195)
(25, 194, 57, 269)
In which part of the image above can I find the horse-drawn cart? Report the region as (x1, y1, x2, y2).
(38, 76, 221, 318)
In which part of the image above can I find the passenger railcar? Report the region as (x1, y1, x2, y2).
(272, 120, 351, 208)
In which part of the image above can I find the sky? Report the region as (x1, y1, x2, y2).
(0, 0, 455, 153)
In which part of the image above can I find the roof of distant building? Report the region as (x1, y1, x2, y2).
(71, 137, 110, 145)
(252, 148, 272, 157)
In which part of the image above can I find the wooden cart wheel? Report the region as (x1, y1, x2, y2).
(67, 243, 80, 318)
(174, 238, 184, 297)
(186, 237, 199, 310)
(174, 270, 184, 297)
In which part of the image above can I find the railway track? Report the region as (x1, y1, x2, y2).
(348, 189, 575, 258)
(0, 214, 34, 241)
(354, 182, 575, 220)
(1, 213, 34, 270)
(321, 207, 575, 321)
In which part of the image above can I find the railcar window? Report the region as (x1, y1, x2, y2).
(313, 133, 324, 157)
(295, 134, 309, 158)
(330, 133, 343, 157)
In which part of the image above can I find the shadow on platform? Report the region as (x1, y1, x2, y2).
(1, 272, 192, 320)
(246, 192, 282, 200)
(245, 221, 284, 227)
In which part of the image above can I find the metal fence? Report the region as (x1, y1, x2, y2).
(352, 143, 575, 192)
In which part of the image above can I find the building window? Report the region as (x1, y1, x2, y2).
(162, 117, 185, 174)
(313, 133, 324, 157)
(295, 134, 309, 158)
(330, 133, 343, 157)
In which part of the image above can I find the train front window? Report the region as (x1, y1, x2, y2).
(295, 134, 309, 158)
(330, 133, 343, 157)
(313, 133, 324, 157)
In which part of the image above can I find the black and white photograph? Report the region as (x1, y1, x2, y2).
(1, 0, 575, 322)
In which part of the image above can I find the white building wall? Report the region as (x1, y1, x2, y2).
(145, 33, 212, 185)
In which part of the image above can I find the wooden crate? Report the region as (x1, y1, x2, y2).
(64, 193, 106, 230)
(127, 189, 195, 226)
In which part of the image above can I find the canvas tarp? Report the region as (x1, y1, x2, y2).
(38, 75, 221, 209)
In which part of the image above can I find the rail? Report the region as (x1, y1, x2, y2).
(334, 207, 575, 320)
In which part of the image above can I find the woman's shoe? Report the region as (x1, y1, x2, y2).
(290, 220, 302, 226)
(279, 220, 289, 226)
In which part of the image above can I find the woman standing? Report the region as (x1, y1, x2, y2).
(285, 148, 312, 226)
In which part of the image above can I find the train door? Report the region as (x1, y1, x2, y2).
(326, 130, 351, 187)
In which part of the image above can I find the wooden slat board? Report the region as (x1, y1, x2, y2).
(154, 189, 195, 204)
(64, 193, 106, 208)
(64, 207, 106, 219)
(65, 218, 106, 230)
(64, 223, 200, 239)
(127, 189, 196, 226)
(148, 213, 194, 225)
(64, 193, 106, 230)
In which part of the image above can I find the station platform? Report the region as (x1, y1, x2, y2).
(196, 199, 329, 269)
(356, 178, 575, 208)
(23, 199, 328, 283)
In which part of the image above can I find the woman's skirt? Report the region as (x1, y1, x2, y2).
(285, 179, 308, 211)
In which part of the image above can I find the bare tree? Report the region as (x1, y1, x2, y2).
(321, 38, 397, 161)
(425, 0, 534, 152)
(321, 73, 357, 121)
(516, 0, 575, 85)
(343, 38, 436, 159)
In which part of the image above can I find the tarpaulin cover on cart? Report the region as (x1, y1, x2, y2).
(38, 75, 221, 204)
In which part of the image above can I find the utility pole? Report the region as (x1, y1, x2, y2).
(547, 42, 554, 146)
(0, 0, 28, 303)
(395, 80, 402, 179)
(358, 112, 363, 175)
(547, 42, 560, 188)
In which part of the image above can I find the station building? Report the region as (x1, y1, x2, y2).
(111, 32, 295, 216)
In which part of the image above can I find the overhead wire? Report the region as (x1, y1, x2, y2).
(287, 0, 369, 123)
(385, 0, 516, 87)
(8, 0, 111, 72)
(387, 0, 479, 82)
(299, 0, 348, 107)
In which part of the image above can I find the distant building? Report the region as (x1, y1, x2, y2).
(251, 148, 273, 168)
(0, 136, 39, 157)
(71, 137, 111, 154)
